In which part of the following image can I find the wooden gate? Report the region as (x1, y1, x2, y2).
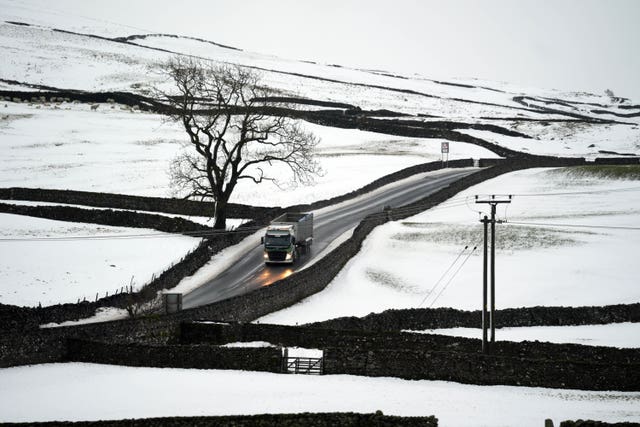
(282, 357, 323, 375)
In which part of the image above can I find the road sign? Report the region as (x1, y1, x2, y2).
(441, 142, 449, 153)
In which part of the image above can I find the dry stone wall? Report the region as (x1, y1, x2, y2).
(0, 202, 212, 235)
(181, 322, 640, 391)
(307, 304, 640, 331)
(560, 421, 640, 427)
(323, 346, 639, 391)
(0, 187, 276, 219)
(0, 412, 438, 427)
(66, 339, 282, 372)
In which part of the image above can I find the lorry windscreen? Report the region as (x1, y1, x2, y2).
(265, 234, 291, 246)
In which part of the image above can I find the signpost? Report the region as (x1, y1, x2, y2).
(441, 142, 449, 167)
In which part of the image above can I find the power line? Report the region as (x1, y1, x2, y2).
(365, 198, 469, 221)
(366, 184, 640, 223)
(476, 185, 640, 198)
(379, 184, 640, 224)
(418, 245, 470, 308)
(505, 220, 640, 231)
(427, 245, 478, 309)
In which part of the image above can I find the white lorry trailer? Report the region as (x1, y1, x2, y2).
(262, 212, 313, 264)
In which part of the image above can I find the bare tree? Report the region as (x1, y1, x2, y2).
(157, 56, 321, 229)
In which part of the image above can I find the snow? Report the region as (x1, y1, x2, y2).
(0, 1, 153, 38)
(0, 2, 639, 422)
(1, 15, 638, 167)
(218, 342, 322, 358)
(0, 17, 527, 112)
(0, 5, 638, 425)
(459, 124, 640, 159)
(0, 363, 638, 426)
(221, 341, 275, 348)
(286, 347, 323, 358)
(40, 307, 128, 328)
(0, 103, 185, 197)
(0, 21, 165, 92)
(407, 322, 640, 349)
(0, 213, 201, 307)
(299, 227, 354, 271)
(2, 14, 637, 213)
(260, 168, 640, 326)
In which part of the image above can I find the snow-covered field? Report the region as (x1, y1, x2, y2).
(460, 123, 640, 160)
(0, 103, 185, 196)
(0, 213, 201, 306)
(0, 363, 638, 426)
(0, 103, 494, 203)
(260, 168, 640, 325)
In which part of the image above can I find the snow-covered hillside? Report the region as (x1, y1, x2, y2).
(1, 14, 639, 163)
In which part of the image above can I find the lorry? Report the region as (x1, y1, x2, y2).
(262, 212, 314, 265)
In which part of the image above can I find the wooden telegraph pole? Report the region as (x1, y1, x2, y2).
(481, 215, 489, 353)
(475, 195, 511, 352)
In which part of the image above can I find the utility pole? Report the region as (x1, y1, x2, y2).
(481, 215, 489, 353)
(476, 195, 511, 353)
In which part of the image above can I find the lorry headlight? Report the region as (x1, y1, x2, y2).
(285, 252, 293, 260)
(263, 251, 269, 259)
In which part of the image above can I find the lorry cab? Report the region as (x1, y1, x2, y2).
(262, 212, 313, 265)
(263, 226, 297, 263)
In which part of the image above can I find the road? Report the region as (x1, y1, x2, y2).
(182, 167, 478, 308)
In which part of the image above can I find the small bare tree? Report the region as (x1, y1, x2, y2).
(158, 56, 321, 229)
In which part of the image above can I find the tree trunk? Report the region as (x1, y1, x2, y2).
(213, 199, 228, 230)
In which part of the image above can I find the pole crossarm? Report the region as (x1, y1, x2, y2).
(474, 195, 513, 205)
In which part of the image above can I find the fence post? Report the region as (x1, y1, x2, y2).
(282, 348, 288, 373)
